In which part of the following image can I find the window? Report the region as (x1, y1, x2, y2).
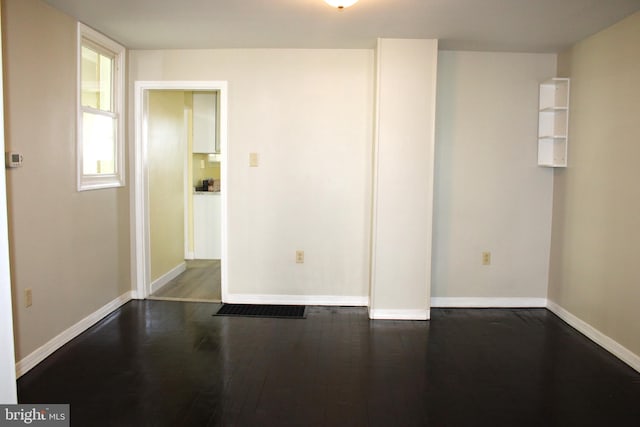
(77, 23, 125, 191)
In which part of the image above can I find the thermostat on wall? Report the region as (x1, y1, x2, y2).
(5, 152, 23, 168)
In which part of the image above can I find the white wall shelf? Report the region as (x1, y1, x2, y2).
(538, 78, 570, 167)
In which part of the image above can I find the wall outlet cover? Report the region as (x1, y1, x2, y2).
(482, 251, 491, 265)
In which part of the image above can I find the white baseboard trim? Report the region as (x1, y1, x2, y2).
(150, 262, 186, 294)
(224, 293, 368, 307)
(546, 300, 640, 374)
(431, 297, 548, 308)
(16, 291, 132, 377)
(368, 308, 430, 320)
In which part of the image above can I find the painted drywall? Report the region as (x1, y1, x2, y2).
(185, 92, 194, 256)
(148, 90, 186, 281)
(432, 51, 556, 300)
(129, 49, 374, 299)
(192, 154, 220, 187)
(549, 11, 640, 357)
(369, 39, 438, 318)
(2, 0, 131, 360)
(0, 0, 17, 403)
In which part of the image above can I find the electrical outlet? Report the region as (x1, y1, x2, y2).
(296, 250, 304, 264)
(25, 288, 33, 307)
(482, 251, 491, 266)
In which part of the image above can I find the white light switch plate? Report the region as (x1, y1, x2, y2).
(249, 152, 259, 167)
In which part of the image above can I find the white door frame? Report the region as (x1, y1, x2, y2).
(132, 81, 229, 300)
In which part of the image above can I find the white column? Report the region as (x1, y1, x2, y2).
(369, 39, 438, 320)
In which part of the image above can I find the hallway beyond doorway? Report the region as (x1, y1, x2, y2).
(150, 260, 221, 302)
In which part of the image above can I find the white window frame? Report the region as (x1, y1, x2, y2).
(77, 23, 125, 191)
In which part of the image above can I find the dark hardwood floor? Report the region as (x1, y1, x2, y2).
(17, 301, 640, 426)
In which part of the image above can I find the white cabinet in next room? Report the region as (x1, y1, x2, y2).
(192, 92, 218, 154)
(193, 194, 221, 259)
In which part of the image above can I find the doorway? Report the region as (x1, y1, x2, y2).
(132, 81, 228, 302)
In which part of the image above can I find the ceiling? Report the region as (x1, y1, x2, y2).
(43, 0, 640, 52)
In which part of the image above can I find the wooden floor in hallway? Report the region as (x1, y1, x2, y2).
(151, 260, 221, 301)
(16, 301, 640, 426)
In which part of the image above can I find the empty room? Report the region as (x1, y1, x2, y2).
(0, 0, 639, 425)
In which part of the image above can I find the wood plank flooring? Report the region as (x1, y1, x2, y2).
(151, 260, 221, 301)
(16, 301, 640, 426)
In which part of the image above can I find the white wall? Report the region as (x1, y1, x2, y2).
(432, 51, 556, 304)
(0, 0, 17, 403)
(130, 49, 374, 301)
(369, 39, 438, 319)
(550, 11, 640, 363)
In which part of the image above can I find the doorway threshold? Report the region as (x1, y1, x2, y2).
(147, 296, 221, 304)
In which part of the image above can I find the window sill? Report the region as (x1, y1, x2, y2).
(78, 177, 125, 192)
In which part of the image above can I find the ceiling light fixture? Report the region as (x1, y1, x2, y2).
(323, 0, 359, 10)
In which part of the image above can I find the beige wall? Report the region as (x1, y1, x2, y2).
(433, 51, 556, 301)
(2, 0, 130, 360)
(0, 0, 17, 403)
(549, 12, 640, 357)
(148, 91, 185, 281)
(130, 49, 374, 299)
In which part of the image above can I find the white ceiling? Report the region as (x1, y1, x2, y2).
(43, 0, 640, 52)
